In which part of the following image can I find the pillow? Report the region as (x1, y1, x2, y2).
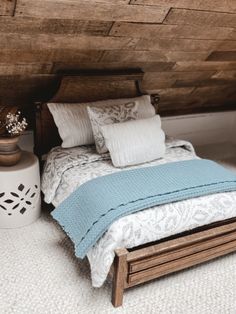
(87, 102, 138, 154)
(47, 95, 155, 148)
(101, 115, 166, 167)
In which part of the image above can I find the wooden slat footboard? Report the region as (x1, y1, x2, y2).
(112, 218, 236, 307)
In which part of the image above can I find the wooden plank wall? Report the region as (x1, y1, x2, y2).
(0, 0, 236, 116)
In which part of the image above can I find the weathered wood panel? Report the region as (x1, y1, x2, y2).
(101, 51, 209, 63)
(207, 51, 236, 61)
(0, 0, 16, 16)
(220, 41, 236, 51)
(143, 79, 176, 89)
(0, 75, 59, 105)
(174, 78, 236, 88)
(15, 0, 169, 23)
(84, 0, 130, 3)
(0, 33, 138, 50)
(0, 17, 113, 36)
(88, 0, 130, 3)
(212, 70, 236, 79)
(164, 9, 236, 29)
(153, 88, 209, 116)
(52, 77, 139, 103)
(0, 49, 104, 63)
(5, 22, 231, 56)
(52, 61, 175, 73)
(158, 96, 236, 114)
(0, 63, 53, 75)
(0, 0, 235, 115)
(142, 70, 216, 90)
(174, 61, 236, 72)
(145, 71, 215, 82)
(158, 102, 236, 116)
(110, 22, 235, 40)
(149, 87, 195, 98)
(167, 52, 210, 62)
(101, 51, 168, 63)
(136, 38, 236, 52)
(191, 85, 236, 98)
(130, 0, 236, 13)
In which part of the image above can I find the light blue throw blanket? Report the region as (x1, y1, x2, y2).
(52, 159, 236, 258)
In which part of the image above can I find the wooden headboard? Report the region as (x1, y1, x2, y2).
(34, 69, 160, 160)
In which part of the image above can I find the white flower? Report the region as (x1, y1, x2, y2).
(3, 111, 28, 136)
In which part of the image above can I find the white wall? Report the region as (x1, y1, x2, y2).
(161, 111, 236, 147)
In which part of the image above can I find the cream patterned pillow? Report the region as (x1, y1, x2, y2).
(87, 102, 138, 154)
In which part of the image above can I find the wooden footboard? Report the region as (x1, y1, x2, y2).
(112, 218, 236, 307)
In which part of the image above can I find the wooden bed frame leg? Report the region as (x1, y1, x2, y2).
(112, 248, 128, 307)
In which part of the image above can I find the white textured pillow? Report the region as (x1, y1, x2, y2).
(87, 102, 138, 154)
(47, 95, 154, 148)
(101, 115, 166, 167)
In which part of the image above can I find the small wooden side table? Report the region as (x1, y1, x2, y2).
(0, 151, 41, 228)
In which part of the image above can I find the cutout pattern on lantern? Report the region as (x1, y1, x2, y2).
(0, 184, 39, 216)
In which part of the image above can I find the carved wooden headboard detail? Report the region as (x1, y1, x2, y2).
(34, 69, 160, 160)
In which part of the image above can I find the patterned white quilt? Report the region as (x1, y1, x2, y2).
(42, 139, 236, 287)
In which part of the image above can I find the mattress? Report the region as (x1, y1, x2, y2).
(42, 138, 236, 287)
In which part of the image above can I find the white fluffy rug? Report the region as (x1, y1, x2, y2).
(1, 211, 236, 314)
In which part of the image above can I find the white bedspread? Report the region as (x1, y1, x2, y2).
(42, 139, 236, 287)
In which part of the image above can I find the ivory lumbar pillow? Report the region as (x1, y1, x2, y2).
(101, 115, 166, 167)
(47, 95, 155, 148)
(87, 102, 138, 154)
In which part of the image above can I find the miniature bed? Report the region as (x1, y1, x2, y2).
(35, 70, 236, 307)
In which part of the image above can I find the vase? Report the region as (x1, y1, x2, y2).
(0, 136, 22, 166)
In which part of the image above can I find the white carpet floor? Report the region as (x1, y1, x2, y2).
(1, 156, 236, 314)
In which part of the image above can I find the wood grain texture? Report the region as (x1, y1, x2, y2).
(128, 240, 236, 285)
(15, 0, 169, 23)
(143, 79, 176, 89)
(158, 101, 236, 116)
(212, 70, 236, 79)
(191, 85, 236, 98)
(207, 51, 236, 61)
(144, 71, 215, 85)
(52, 78, 139, 103)
(149, 87, 195, 98)
(112, 249, 128, 308)
(129, 231, 236, 273)
(110, 22, 235, 40)
(174, 61, 236, 72)
(111, 218, 236, 306)
(52, 61, 175, 73)
(130, 0, 236, 13)
(164, 8, 236, 28)
(0, 63, 53, 75)
(174, 78, 236, 88)
(136, 38, 236, 52)
(0, 17, 113, 36)
(0, 75, 59, 105)
(0, 33, 139, 50)
(101, 51, 209, 63)
(0, 0, 16, 16)
(0, 0, 235, 115)
(88, 0, 130, 3)
(0, 49, 104, 63)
